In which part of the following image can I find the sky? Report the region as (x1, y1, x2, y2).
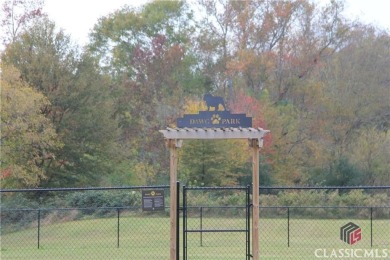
(44, 0, 148, 45)
(35, 0, 390, 46)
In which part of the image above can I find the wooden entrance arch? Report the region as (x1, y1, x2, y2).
(160, 127, 269, 260)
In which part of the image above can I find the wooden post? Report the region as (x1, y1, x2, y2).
(251, 139, 260, 260)
(168, 139, 180, 260)
(160, 128, 268, 259)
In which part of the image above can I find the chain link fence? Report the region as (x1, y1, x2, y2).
(1, 186, 389, 259)
(257, 186, 390, 259)
(181, 186, 389, 259)
(182, 186, 251, 259)
(1, 186, 171, 259)
(259, 206, 389, 259)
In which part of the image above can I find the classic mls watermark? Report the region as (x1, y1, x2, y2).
(314, 249, 389, 258)
(340, 222, 362, 245)
(314, 222, 389, 258)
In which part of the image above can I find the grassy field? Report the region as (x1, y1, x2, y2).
(1, 216, 389, 259)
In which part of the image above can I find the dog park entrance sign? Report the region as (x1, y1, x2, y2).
(177, 94, 252, 128)
(161, 94, 269, 260)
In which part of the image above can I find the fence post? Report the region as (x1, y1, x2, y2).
(251, 139, 260, 260)
(287, 207, 290, 247)
(176, 181, 180, 260)
(200, 206, 203, 246)
(246, 185, 251, 259)
(183, 185, 187, 260)
(37, 209, 41, 249)
(117, 208, 120, 248)
(168, 139, 180, 260)
(370, 207, 373, 248)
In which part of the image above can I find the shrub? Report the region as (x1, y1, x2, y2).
(64, 190, 142, 216)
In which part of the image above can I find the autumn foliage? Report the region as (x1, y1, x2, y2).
(1, 0, 389, 188)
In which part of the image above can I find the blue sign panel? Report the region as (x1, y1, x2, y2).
(177, 94, 252, 128)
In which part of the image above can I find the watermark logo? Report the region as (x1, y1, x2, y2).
(340, 222, 362, 245)
(314, 222, 388, 258)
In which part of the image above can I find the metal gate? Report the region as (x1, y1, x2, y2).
(181, 185, 251, 259)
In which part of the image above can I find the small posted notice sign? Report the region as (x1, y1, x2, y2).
(142, 190, 165, 211)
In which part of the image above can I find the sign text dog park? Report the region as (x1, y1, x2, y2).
(177, 94, 252, 128)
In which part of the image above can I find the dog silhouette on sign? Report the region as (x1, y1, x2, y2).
(203, 94, 226, 111)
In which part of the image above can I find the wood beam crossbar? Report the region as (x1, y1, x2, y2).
(159, 127, 269, 145)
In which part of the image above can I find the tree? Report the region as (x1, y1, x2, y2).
(349, 128, 390, 186)
(88, 1, 209, 185)
(2, 18, 120, 187)
(0, 0, 45, 45)
(298, 27, 390, 185)
(89, 1, 194, 77)
(191, 0, 352, 186)
(1, 64, 62, 188)
(3, 0, 388, 188)
(307, 156, 364, 186)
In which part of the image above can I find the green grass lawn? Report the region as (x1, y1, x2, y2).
(1, 217, 389, 259)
